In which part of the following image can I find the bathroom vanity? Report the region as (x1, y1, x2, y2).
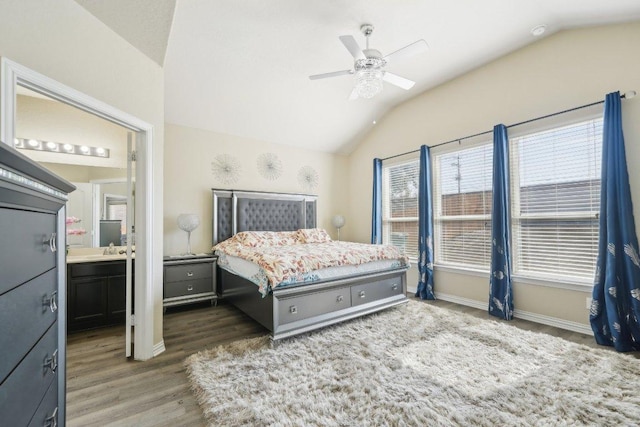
(66, 252, 134, 332)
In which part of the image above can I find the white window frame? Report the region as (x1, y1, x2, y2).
(433, 139, 493, 272)
(509, 114, 603, 287)
(382, 157, 420, 261)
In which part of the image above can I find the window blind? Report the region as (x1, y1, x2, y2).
(383, 160, 419, 259)
(510, 118, 602, 280)
(434, 143, 493, 269)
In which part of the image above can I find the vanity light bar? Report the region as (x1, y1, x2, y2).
(14, 138, 110, 158)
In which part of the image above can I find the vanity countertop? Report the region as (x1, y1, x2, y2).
(67, 246, 135, 264)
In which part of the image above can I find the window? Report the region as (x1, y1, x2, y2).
(510, 118, 603, 281)
(105, 195, 127, 234)
(382, 160, 419, 259)
(434, 143, 493, 270)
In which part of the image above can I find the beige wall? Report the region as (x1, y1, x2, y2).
(164, 123, 349, 255)
(41, 163, 128, 183)
(347, 22, 640, 328)
(16, 94, 129, 168)
(0, 0, 165, 349)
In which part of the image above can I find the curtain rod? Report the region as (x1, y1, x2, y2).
(380, 91, 633, 162)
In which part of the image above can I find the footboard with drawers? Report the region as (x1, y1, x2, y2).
(221, 267, 408, 342)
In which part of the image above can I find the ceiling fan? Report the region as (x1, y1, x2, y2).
(309, 24, 429, 100)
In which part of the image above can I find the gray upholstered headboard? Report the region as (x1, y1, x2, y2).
(212, 190, 318, 245)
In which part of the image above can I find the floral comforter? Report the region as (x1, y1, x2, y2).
(216, 241, 409, 295)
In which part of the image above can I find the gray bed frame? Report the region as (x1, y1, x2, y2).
(212, 189, 408, 342)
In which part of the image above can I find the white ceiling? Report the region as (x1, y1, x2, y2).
(77, 0, 640, 155)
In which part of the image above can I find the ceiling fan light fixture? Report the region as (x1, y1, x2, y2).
(309, 24, 425, 99)
(356, 69, 384, 99)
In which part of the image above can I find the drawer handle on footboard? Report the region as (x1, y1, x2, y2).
(359, 290, 366, 299)
(336, 295, 344, 303)
(44, 406, 58, 427)
(44, 349, 58, 374)
(391, 284, 398, 291)
(187, 284, 194, 291)
(43, 290, 58, 313)
(289, 305, 297, 314)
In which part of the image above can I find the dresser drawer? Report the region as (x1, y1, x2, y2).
(351, 276, 404, 307)
(164, 262, 212, 283)
(164, 278, 213, 299)
(28, 378, 58, 427)
(277, 286, 351, 324)
(0, 322, 58, 427)
(0, 269, 57, 383)
(0, 208, 56, 295)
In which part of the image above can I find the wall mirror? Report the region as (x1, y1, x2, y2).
(15, 85, 134, 248)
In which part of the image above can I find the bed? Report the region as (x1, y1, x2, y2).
(212, 189, 409, 343)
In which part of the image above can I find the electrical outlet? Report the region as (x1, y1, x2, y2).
(586, 297, 592, 309)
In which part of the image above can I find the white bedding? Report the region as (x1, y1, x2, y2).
(217, 253, 405, 297)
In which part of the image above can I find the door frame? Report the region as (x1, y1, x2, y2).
(0, 57, 157, 360)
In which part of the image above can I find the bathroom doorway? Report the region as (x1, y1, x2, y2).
(1, 57, 156, 360)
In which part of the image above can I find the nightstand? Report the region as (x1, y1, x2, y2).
(163, 255, 217, 309)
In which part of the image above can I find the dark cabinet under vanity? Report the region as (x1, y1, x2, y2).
(67, 261, 134, 332)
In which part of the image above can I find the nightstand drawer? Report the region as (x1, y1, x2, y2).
(164, 263, 212, 282)
(164, 278, 213, 299)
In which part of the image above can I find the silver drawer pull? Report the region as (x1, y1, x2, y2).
(44, 406, 58, 427)
(289, 305, 297, 314)
(44, 349, 58, 374)
(391, 284, 398, 291)
(187, 271, 194, 277)
(187, 284, 194, 291)
(336, 295, 344, 303)
(359, 290, 366, 298)
(43, 233, 57, 253)
(43, 290, 58, 313)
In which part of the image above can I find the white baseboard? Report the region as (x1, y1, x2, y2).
(153, 340, 166, 357)
(513, 309, 592, 336)
(434, 292, 592, 336)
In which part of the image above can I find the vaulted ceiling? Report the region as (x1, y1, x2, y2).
(75, 0, 640, 154)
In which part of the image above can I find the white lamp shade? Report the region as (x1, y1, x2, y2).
(332, 214, 345, 229)
(177, 213, 200, 232)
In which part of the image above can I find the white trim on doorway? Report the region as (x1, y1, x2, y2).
(1, 57, 158, 360)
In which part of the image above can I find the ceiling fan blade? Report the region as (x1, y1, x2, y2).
(383, 39, 429, 64)
(309, 70, 354, 80)
(339, 35, 366, 60)
(348, 87, 359, 100)
(383, 72, 415, 90)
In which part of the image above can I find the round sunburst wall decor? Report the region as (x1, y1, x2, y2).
(297, 165, 319, 192)
(211, 154, 241, 185)
(257, 152, 283, 181)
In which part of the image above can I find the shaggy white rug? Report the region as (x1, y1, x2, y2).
(185, 301, 640, 426)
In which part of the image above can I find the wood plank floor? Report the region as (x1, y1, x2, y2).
(66, 297, 634, 426)
(66, 302, 267, 426)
